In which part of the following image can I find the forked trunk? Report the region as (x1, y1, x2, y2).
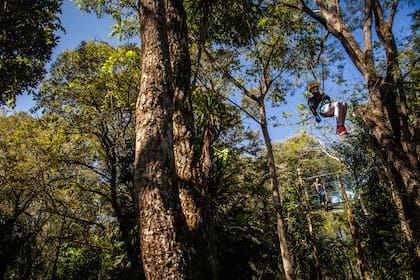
(134, 0, 190, 278)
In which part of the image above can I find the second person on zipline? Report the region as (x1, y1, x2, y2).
(313, 177, 327, 206)
(307, 80, 349, 135)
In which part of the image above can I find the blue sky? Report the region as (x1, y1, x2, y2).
(12, 0, 418, 142)
(52, 1, 118, 59)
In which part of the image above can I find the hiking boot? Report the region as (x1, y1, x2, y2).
(336, 126, 349, 135)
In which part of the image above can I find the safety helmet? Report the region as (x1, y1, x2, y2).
(308, 80, 319, 92)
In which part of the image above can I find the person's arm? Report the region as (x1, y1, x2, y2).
(322, 94, 331, 104)
(308, 98, 321, 122)
(314, 181, 319, 191)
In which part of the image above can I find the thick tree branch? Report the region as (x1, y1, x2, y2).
(279, 0, 367, 77)
(197, 73, 261, 125)
(43, 208, 106, 230)
(192, 0, 211, 88)
(389, 0, 399, 25)
(202, 46, 254, 100)
(363, 0, 374, 66)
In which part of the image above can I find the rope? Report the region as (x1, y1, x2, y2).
(303, 171, 344, 180)
(321, 54, 325, 92)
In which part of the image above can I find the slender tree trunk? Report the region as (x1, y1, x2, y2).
(199, 16, 295, 279)
(337, 176, 370, 280)
(134, 0, 190, 278)
(298, 171, 322, 280)
(51, 218, 66, 280)
(199, 126, 219, 279)
(106, 146, 142, 275)
(259, 102, 295, 280)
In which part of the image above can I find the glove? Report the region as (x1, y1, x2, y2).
(315, 115, 322, 123)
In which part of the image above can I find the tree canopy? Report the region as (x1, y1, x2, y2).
(0, 0, 63, 106)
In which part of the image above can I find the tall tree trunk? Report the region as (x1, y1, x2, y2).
(199, 126, 219, 279)
(337, 176, 370, 280)
(165, 0, 198, 230)
(298, 170, 322, 280)
(361, 79, 420, 255)
(366, 132, 420, 278)
(165, 0, 217, 278)
(204, 46, 295, 279)
(361, 82, 420, 259)
(134, 0, 190, 278)
(259, 102, 295, 280)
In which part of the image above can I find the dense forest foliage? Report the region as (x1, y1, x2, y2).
(1, 0, 418, 279)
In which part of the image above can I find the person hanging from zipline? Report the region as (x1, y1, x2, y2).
(307, 80, 349, 135)
(313, 177, 327, 206)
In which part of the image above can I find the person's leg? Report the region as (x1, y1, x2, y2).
(333, 102, 348, 135)
(334, 102, 347, 127)
(321, 103, 334, 117)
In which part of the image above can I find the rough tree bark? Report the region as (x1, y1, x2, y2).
(134, 0, 190, 278)
(165, 0, 198, 231)
(165, 0, 217, 278)
(337, 176, 370, 280)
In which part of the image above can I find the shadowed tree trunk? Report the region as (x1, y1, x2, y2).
(166, 0, 217, 278)
(337, 176, 370, 280)
(366, 132, 418, 278)
(165, 0, 198, 231)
